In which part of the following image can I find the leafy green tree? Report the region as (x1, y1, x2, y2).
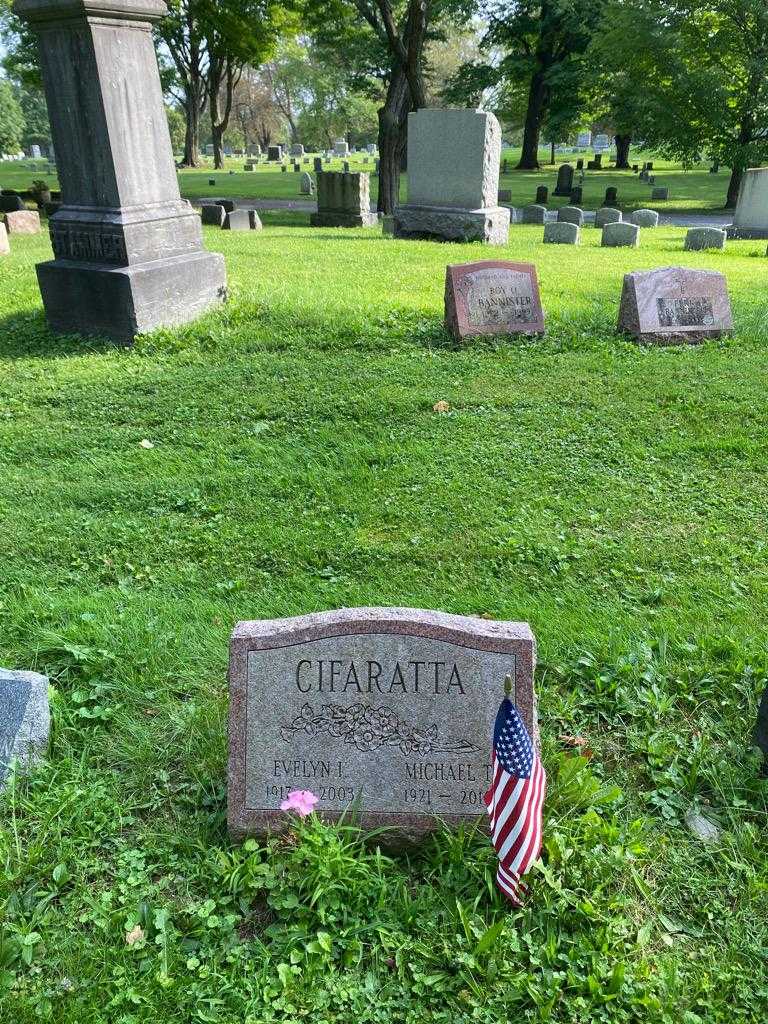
(595, 0, 768, 206)
(206, 0, 295, 169)
(0, 78, 25, 155)
(166, 104, 186, 154)
(18, 85, 51, 149)
(447, 0, 606, 170)
(310, 0, 474, 213)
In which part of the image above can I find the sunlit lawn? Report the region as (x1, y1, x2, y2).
(1, 221, 767, 1022)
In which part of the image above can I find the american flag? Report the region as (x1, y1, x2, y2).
(483, 693, 546, 904)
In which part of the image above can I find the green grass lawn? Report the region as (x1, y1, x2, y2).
(1, 221, 767, 1022)
(1, 148, 737, 213)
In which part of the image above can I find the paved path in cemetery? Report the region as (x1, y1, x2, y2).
(191, 197, 734, 228)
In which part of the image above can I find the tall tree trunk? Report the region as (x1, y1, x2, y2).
(377, 67, 410, 214)
(614, 133, 631, 169)
(182, 87, 204, 167)
(517, 70, 547, 170)
(725, 166, 743, 209)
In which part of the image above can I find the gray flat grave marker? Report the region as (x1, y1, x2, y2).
(544, 221, 579, 244)
(228, 608, 537, 844)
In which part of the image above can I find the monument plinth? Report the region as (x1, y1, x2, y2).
(14, 0, 226, 345)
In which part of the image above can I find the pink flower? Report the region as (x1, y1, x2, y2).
(280, 790, 319, 817)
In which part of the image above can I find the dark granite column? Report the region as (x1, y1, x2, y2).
(14, 0, 227, 344)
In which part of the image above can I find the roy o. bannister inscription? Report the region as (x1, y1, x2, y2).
(444, 260, 545, 341)
(228, 608, 537, 843)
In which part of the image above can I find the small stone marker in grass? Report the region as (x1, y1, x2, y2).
(522, 204, 546, 224)
(651, 187, 668, 200)
(535, 185, 548, 204)
(201, 204, 226, 227)
(544, 221, 579, 244)
(602, 221, 639, 247)
(267, 145, 283, 161)
(227, 608, 537, 843)
(1, 669, 50, 790)
(444, 260, 544, 340)
(223, 210, 251, 231)
(4, 210, 41, 234)
(498, 189, 512, 203)
(0, 223, 9, 255)
(0, 194, 25, 213)
(595, 207, 622, 229)
(618, 266, 732, 345)
(629, 209, 659, 227)
(557, 206, 584, 226)
(300, 172, 314, 195)
(569, 186, 583, 205)
(248, 211, 262, 230)
(685, 227, 726, 251)
(603, 186, 618, 206)
(553, 163, 573, 196)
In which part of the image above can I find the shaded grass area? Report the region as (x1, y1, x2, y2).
(1, 150, 735, 213)
(0, 224, 767, 1022)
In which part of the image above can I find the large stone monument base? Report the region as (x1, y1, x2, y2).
(14, 0, 227, 346)
(310, 211, 379, 228)
(37, 250, 226, 345)
(726, 167, 768, 238)
(393, 204, 510, 244)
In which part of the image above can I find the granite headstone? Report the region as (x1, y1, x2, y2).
(618, 266, 733, 344)
(228, 608, 537, 843)
(1, 669, 50, 788)
(445, 260, 544, 340)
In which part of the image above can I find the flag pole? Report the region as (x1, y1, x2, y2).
(504, 673, 513, 698)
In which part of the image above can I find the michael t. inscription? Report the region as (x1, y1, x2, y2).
(445, 261, 544, 340)
(228, 608, 537, 843)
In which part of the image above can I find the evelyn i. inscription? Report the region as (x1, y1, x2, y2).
(228, 609, 537, 842)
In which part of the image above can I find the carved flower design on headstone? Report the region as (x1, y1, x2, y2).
(280, 702, 478, 755)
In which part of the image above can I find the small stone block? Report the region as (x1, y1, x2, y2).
(651, 187, 668, 200)
(0, 193, 26, 212)
(521, 204, 546, 224)
(497, 189, 512, 203)
(595, 207, 622, 229)
(629, 208, 659, 228)
(227, 608, 538, 845)
(1, 668, 50, 788)
(544, 221, 580, 244)
(248, 210, 263, 230)
(4, 209, 41, 234)
(685, 227, 726, 251)
(0, 223, 9, 255)
(223, 210, 251, 231)
(602, 221, 640, 247)
(618, 265, 733, 344)
(557, 206, 584, 226)
(208, 179, 215, 186)
(200, 204, 226, 227)
(445, 260, 544, 340)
